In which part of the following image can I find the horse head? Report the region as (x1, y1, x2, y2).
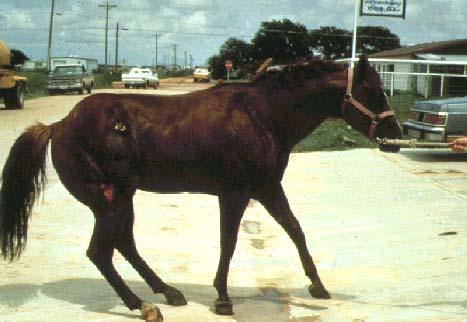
(342, 55, 402, 153)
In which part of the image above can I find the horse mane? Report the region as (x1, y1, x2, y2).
(253, 60, 344, 90)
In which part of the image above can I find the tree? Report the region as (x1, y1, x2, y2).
(252, 19, 310, 64)
(309, 25, 400, 59)
(309, 26, 352, 59)
(207, 37, 253, 79)
(357, 26, 400, 55)
(10, 49, 29, 66)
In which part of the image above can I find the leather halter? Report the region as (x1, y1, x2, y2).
(341, 67, 395, 140)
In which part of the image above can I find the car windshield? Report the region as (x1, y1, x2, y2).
(54, 66, 83, 75)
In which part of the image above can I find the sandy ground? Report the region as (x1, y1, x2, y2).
(0, 85, 466, 321)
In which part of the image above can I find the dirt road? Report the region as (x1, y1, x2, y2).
(0, 86, 466, 321)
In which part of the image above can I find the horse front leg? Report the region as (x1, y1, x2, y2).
(256, 183, 330, 299)
(115, 200, 187, 307)
(87, 208, 163, 322)
(213, 191, 250, 315)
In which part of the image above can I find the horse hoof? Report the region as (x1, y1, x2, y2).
(164, 286, 187, 306)
(141, 302, 163, 322)
(308, 284, 331, 299)
(215, 299, 234, 315)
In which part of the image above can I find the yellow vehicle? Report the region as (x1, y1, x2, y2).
(0, 40, 27, 109)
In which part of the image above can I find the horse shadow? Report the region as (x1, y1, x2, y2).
(0, 278, 335, 320)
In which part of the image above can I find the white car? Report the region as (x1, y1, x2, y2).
(193, 67, 211, 82)
(122, 68, 160, 89)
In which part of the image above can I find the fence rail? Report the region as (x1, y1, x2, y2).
(378, 71, 467, 98)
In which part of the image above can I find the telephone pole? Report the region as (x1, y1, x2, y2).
(115, 22, 119, 70)
(154, 34, 159, 68)
(47, 0, 55, 71)
(172, 44, 177, 67)
(184, 51, 187, 70)
(99, 1, 117, 70)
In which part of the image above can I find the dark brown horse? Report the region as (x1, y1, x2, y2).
(0, 56, 402, 321)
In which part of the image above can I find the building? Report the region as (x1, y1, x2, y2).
(50, 56, 98, 73)
(368, 39, 467, 97)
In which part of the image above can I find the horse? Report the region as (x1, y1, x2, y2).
(0, 56, 402, 321)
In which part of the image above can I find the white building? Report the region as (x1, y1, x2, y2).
(368, 39, 467, 97)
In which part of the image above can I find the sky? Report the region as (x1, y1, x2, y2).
(1, 0, 466, 67)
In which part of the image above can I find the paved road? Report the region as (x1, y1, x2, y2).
(0, 86, 466, 321)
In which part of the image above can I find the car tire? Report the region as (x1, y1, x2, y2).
(87, 86, 92, 94)
(4, 82, 25, 109)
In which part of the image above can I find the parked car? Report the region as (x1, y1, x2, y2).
(193, 67, 211, 82)
(121, 68, 159, 89)
(403, 96, 467, 142)
(47, 64, 94, 95)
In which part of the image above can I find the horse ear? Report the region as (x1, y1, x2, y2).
(355, 55, 370, 82)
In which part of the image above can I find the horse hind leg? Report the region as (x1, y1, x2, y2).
(255, 183, 330, 299)
(86, 205, 162, 322)
(115, 200, 187, 306)
(51, 145, 163, 321)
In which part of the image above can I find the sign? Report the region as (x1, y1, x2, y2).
(360, 0, 406, 19)
(225, 60, 233, 70)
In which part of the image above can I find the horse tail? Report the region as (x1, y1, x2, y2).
(0, 123, 53, 261)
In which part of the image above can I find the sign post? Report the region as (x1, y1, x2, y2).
(351, 0, 407, 67)
(225, 60, 233, 81)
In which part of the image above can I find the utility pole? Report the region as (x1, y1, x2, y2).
(172, 44, 177, 67)
(184, 51, 187, 70)
(154, 34, 159, 69)
(189, 54, 193, 69)
(47, 0, 55, 71)
(115, 22, 119, 70)
(99, 1, 117, 71)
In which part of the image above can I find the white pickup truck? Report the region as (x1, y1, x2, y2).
(121, 67, 160, 89)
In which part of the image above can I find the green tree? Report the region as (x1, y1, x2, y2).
(10, 49, 29, 66)
(252, 19, 310, 64)
(207, 37, 253, 79)
(309, 26, 400, 59)
(358, 26, 400, 55)
(309, 26, 351, 59)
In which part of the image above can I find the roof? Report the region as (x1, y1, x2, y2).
(368, 39, 467, 59)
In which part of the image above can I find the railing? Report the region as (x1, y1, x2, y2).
(336, 58, 467, 98)
(378, 71, 467, 97)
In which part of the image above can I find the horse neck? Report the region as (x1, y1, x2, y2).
(267, 73, 347, 149)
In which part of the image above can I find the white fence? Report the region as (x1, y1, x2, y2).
(338, 58, 467, 97)
(372, 58, 467, 97)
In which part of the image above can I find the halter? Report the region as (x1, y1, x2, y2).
(341, 67, 395, 140)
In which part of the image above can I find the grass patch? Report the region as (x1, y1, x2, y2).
(293, 93, 423, 152)
(19, 70, 48, 99)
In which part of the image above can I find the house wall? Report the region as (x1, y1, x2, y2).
(374, 62, 414, 92)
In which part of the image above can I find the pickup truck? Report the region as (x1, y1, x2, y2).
(47, 64, 94, 95)
(121, 68, 160, 89)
